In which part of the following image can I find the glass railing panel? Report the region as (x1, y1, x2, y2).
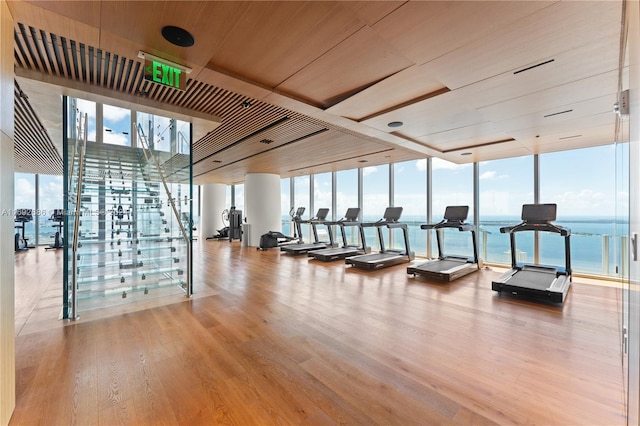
(64, 102, 192, 316)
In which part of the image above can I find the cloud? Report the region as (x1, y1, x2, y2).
(362, 166, 378, 176)
(103, 132, 129, 146)
(432, 157, 472, 171)
(15, 177, 35, 208)
(479, 171, 497, 180)
(103, 104, 130, 122)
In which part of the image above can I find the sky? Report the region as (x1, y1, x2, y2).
(279, 144, 625, 220)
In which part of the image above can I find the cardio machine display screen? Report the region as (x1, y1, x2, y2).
(444, 206, 468, 221)
(521, 203, 557, 223)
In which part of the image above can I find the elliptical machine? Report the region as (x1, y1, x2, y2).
(14, 209, 34, 251)
(45, 209, 64, 250)
(207, 208, 231, 240)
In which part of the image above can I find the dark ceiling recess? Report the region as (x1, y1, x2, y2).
(161, 26, 195, 47)
(513, 59, 555, 75)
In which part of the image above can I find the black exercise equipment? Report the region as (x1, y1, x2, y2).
(407, 205, 480, 282)
(308, 208, 370, 261)
(207, 209, 231, 240)
(345, 207, 414, 270)
(280, 208, 335, 255)
(491, 203, 572, 304)
(257, 207, 305, 250)
(228, 208, 243, 242)
(45, 209, 65, 250)
(14, 209, 34, 251)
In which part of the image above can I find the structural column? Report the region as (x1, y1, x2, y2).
(0, 0, 15, 424)
(244, 173, 280, 247)
(200, 183, 226, 239)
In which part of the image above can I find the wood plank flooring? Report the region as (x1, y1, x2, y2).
(11, 240, 626, 425)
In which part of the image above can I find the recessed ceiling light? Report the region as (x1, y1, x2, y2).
(388, 121, 403, 128)
(162, 26, 195, 47)
(241, 101, 252, 108)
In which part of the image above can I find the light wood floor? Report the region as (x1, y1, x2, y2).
(11, 241, 626, 425)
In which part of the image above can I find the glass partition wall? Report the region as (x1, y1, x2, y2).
(63, 96, 193, 319)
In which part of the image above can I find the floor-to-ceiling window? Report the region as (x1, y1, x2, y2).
(313, 172, 332, 243)
(38, 174, 64, 247)
(479, 156, 533, 265)
(394, 160, 426, 255)
(14, 173, 36, 247)
(431, 158, 475, 259)
(294, 176, 310, 240)
(281, 178, 291, 235)
(540, 146, 620, 276)
(336, 169, 359, 247)
(234, 184, 245, 215)
(104, 104, 131, 147)
(362, 164, 389, 251)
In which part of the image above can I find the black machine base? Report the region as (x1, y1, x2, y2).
(492, 266, 571, 304)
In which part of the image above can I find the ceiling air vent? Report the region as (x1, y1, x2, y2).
(514, 59, 554, 75)
(544, 109, 572, 118)
(260, 139, 274, 144)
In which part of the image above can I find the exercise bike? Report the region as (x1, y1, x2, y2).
(45, 209, 64, 250)
(14, 209, 34, 252)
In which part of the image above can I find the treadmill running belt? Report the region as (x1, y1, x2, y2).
(417, 259, 466, 272)
(506, 269, 556, 291)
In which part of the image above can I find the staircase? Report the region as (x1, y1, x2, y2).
(64, 114, 192, 318)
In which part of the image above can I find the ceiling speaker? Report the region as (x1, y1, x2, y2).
(161, 26, 194, 47)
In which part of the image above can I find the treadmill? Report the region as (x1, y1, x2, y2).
(345, 207, 415, 270)
(407, 205, 480, 282)
(308, 208, 370, 261)
(491, 203, 572, 304)
(280, 208, 335, 255)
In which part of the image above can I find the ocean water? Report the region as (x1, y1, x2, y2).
(282, 215, 629, 277)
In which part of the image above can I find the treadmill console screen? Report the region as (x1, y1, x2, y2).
(444, 205, 468, 222)
(383, 207, 403, 222)
(521, 203, 556, 223)
(344, 208, 360, 221)
(52, 209, 64, 220)
(316, 208, 329, 220)
(295, 207, 306, 217)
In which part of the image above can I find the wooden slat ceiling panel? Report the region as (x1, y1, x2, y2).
(13, 20, 407, 181)
(193, 118, 327, 172)
(13, 80, 62, 175)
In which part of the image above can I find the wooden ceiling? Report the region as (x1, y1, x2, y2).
(8, 1, 624, 184)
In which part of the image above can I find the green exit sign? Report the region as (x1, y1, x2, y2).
(142, 55, 188, 91)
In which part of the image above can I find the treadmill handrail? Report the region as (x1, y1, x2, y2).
(500, 222, 570, 236)
(418, 208, 479, 266)
(421, 220, 476, 232)
(501, 213, 572, 275)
